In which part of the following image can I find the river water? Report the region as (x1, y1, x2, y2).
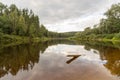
(0, 40, 120, 80)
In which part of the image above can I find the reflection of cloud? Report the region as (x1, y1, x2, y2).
(44, 44, 108, 64)
(1, 0, 120, 32)
(44, 44, 85, 55)
(44, 44, 101, 62)
(24, 44, 113, 80)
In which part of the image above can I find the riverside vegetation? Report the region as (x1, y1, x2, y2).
(1, 2, 120, 46)
(0, 2, 76, 45)
(74, 3, 120, 42)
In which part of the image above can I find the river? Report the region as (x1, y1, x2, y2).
(0, 40, 120, 80)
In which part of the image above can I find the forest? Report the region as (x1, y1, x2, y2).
(75, 3, 120, 41)
(1, 2, 120, 43)
(0, 2, 76, 43)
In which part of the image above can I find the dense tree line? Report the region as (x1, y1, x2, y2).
(75, 3, 120, 40)
(0, 2, 49, 38)
(0, 2, 76, 41)
(47, 31, 77, 38)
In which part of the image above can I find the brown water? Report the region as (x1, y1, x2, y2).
(0, 40, 120, 80)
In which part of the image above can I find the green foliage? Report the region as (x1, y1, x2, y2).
(75, 3, 120, 41)
(39, 24, 48, 37)
(104, 34, 114, 39)
(113, 33, 120, 40)
(0, 2, 76, 41)
(0, 2, 79, 43)
(0, 2, 43, 37)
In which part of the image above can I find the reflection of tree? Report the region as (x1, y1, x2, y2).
(78, 41, 120, 77)
(0, 39, 76, 78)
(84, 46, 91, 51)
(0, 43, 40, 78)
(102, 48, 120, 76)
(40, 40, 120, 77)
(2, 39, 120, 78)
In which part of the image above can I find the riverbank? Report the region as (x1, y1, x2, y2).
(0, 33, 51, 48)
(70, 33, 120, 42)
(0, 32, 74, 49)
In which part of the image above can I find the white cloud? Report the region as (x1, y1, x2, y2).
(45, 13, 104, 32)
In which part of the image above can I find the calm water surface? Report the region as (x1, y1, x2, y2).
(0, 40, 120, 80)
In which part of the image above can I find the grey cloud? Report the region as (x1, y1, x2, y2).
(0, 0, 120, 32)
(38, 0, 108, 24)
(0, 0, 109, 23)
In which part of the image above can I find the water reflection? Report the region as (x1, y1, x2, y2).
(0, 40, 75, 78)
(66, 55, 81, 64)
(0, 43, 40, 78)
(0, 40, 120, 80)
(78, 41, 120, 77)
(103, 48, 120, 77)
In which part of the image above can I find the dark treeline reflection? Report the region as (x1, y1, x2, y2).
(0, 43, 40, 77)
(0, 40, 120, 78)
(77, 41, 120, 77)
(0, 39, 75, 78)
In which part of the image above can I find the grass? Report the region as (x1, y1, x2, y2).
(73, 33, 120, 42)
(0, 33, 51, 48)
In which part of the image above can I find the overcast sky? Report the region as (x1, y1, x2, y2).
(1, 0, 120, 32)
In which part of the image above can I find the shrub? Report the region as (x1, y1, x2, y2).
(104, 34, 114, 39)
(113, 33, 120, 40)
